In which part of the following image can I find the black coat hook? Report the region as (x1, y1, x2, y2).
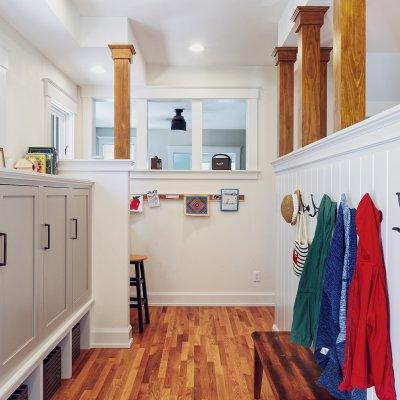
(299, 195, 310, 214)
(309, 194, 319, 218)
(392, 193, 400, 233)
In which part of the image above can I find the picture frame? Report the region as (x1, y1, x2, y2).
(184, 195, 209, 217)
(0, 148, 5, 168)
(220, 189, 239, 212)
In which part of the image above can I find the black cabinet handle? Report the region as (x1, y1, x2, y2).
(72, 218, 78, 240)
(0, 233, 7, 267)
(44, 224, 50, 250)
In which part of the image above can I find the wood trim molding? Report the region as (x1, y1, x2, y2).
(320, 47, 332, 138)
(291, 6, 330, 32)
(273, 47, 298, 65)
(108, 44, 136, 63)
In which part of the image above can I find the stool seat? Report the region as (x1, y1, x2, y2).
(130, 254, 148, 263)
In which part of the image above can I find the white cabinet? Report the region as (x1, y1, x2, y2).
(0, 185, 40, 377)
(71, 189, 91, 309)
(41, 187, 71, 335)
(0, 172, 92, 389)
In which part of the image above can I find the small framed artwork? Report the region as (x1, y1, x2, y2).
(220, 189, 239, 212)
(184, 195, 209, 217)
(0, 148, 5, 168)
(130, 195, 143, 213)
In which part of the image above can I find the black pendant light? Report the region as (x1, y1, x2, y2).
(171, 108, 186, 131)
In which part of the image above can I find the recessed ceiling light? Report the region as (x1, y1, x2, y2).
(189, 43, 205, 53)
(91, 65, 106, 74)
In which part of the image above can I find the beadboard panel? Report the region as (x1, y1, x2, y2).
(272, 106, 400, 399)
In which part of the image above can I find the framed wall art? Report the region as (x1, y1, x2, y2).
(184, 195, 209, 217)
(220, 189, 239, 212)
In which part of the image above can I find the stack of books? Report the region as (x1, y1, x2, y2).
(25, 147, 58, 174)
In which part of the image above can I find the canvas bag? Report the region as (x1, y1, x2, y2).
(292, 211, 309, 276)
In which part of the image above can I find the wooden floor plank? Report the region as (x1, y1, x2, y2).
(53, 306, 276, 400)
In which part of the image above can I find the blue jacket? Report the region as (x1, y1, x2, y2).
(315, 194, 366, 400)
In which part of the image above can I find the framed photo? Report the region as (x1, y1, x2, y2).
(130, 195, 143, 213)
(220, 189, 239, 212)
(184, 195, 209, 217)
(0, 148, 5, 168)
(26, 153, 47, 174)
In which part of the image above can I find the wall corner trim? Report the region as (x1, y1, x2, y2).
(91, 326, 133, 348)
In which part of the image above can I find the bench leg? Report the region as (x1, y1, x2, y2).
(254, 348, 263, 399)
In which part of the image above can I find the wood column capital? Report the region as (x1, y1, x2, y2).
(291, 6, 329, 32)
(108, 44, 136, 63)
(273, 47, 298, 65)
(320, 47, 333, 63)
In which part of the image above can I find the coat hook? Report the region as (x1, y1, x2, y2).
(392, 193, 400, 232)
(309, 194, 319, 218)
(299, 195, 310, 214)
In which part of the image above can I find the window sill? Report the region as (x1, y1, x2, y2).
(130, 169, 261, 180)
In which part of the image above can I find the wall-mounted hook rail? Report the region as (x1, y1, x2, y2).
(309, 194, 319, 218)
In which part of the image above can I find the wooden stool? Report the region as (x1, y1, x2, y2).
(252, 331, 334, 400)
(130, 254, 150, 333)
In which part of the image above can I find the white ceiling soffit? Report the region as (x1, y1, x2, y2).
(278, 0, 400, 53)
(0, 0, 146, 85)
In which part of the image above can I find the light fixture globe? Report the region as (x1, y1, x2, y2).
(171, 109, 187, 131)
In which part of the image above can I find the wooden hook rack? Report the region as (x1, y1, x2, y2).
(141, 194, 245, 201)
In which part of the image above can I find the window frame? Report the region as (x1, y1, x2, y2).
(85, 87, 259, 172)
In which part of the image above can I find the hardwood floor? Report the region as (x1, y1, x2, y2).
(53, 306, 275, 400)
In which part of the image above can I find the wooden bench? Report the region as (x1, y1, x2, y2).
(252, 332, 334, 399)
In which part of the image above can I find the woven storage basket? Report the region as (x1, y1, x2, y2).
(72, 323, 81, 362)
(7, 384, 28, 400)
(43, 347, 61, 400)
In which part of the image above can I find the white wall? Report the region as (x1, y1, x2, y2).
(0, 15, 78, 165)
(129, 65, 277, 305)
(272, 105, 400, 399)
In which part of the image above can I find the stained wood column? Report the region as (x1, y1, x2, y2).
(273, 47, 297, 156)
(292, 6, 329, 146)
(320, 47, 332, 137)
(333, 0, 366, 130)
(109, 44, 135, 159)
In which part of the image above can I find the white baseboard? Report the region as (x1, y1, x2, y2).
(272, 324, 279, 332)
(91, 325, 132, 348)
(148, 291, 275, 306)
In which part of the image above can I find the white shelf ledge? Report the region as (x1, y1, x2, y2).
(130, 169, 261, 180)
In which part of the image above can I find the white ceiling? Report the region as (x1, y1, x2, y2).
(96, 99, 247, 130)
(72, 0, 288, 67)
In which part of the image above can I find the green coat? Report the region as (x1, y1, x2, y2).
(291, 194, 336, 347)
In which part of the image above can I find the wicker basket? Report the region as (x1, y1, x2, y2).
(7, 384, 28, 400)
(43, 347, 61, 400)
(72, 323, 81, 362)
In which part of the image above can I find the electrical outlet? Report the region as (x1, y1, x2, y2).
(253, 270, 261, 282)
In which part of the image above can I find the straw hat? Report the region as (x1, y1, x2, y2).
(281, 190, 300, 225)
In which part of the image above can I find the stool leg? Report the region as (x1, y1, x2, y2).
(254, 348, 263, 399)
(135, 262, 144, 333)
(140, 261, 150, 324)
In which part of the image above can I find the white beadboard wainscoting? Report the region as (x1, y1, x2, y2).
(271, 104, 400, 399)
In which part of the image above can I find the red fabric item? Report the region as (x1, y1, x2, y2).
(339, 194, 396, 400)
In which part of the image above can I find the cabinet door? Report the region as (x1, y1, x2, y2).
(71, 189, 91, 309)
(41, 188, 71, 335)
(0, 185, 39, 378)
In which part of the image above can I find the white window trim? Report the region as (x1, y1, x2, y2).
(44, 78, 77, 159)
(86, 87, 259, 171)
(0, 45, 8, 150)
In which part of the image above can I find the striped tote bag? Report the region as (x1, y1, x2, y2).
(292, 211, 309, 277)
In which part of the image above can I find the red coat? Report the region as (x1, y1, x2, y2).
(339, 194, 396, 399)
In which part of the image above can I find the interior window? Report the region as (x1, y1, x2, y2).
(147, 100, 192, 170)
(202, 99, 246, 170)
(94, 99, 136, 160)
(51, 103, 73, 159)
